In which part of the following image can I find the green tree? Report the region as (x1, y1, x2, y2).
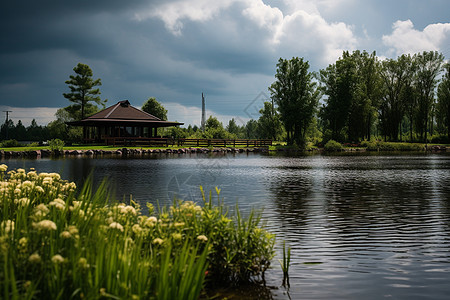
(205, 116, 222, 130)
(270, 57, 320, 148)
(437, 63, 450, 140)
(400, 55, 418, 142)
(63, 63, 104, 120)
(0, 119, 14, 140)
(226, 118, 240, 136)
(142, 97, 168, 120)
(26, 119, 48, 141)
(257, 101, 283, 140)
(319, 52, 356, 142)
(379, 54, 412, 141)
(15, 120, 27, 141)
(244, 119, 259, 139)
(414, 51, 444, 142)
(350, 50, 381, 141)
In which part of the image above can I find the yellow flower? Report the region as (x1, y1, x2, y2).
(19, 237, 28, 248)
(68, 225, 79, 235)
(1, 220, 14, 234)
(22, 180, 33, 189)
(17, 197, 30, 207)
(28, 253, 41, 264)
(49, 173, 61, 180)
(60, 231, 72, 239)
(132, 224, 142, 234)
(174, 222, 185, 228)
(197, 235, 208, 242)
(109, 222, 124, 232)
(27, 171, 38, 180)
(144, 216, 157, 227)
(0, 164, 8, 172)
(51, 254, 65, 264)
(171, 233, 182, 241)
(78, 257, 89, 269)
(119, 205, 137, 216)
(49, 198, 65, 210)
(34, 220, 57, 231)
(153, 238, 164, 245)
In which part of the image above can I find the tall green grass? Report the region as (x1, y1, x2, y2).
(0, 164, 275, 299)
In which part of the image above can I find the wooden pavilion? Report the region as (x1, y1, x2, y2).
(67, 100, 183, 145)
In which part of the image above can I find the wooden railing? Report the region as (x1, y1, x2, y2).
(103, 137, 272, 147)
(177, 139, 272, 147)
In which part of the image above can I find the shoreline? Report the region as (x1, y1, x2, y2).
(0, 147, 271, 158)
(1, 144, 448, 159)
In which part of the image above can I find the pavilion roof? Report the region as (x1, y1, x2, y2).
(66, 100, 183, 127)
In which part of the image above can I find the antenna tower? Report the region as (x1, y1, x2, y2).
(201, 93, 206, 131)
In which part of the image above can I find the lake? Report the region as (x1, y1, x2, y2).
(2, 152, 450, 299)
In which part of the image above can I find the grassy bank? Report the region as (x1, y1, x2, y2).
(0, 165, 275, 299)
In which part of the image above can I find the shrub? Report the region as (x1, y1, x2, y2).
(324, 139, 343, 152)
(48, 138, 65, 152)
(0, 139, 21, 148)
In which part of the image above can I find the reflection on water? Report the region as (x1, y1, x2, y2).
(2, 153, 450, 300)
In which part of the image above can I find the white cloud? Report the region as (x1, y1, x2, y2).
(141, 0, 358, 67)
(241, 1, 282, 31)
(135, 0, 238, 36)
(382, 20, 450, 56)
(274, 9, 357, 65)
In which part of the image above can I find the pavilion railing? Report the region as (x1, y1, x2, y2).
(177, 139, 272, 147)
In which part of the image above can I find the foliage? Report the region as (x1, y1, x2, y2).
(0, 139, 21, 148)
(414, 51, 444, 142)
(320, 50, 381, 142)
(226, 118, 245, 139)
(270, 57, 320, 148)
(63, 63, 105, 120)
(257, 101, 284, 141)
(142, 97, 168, 121)
(378, 54, 412, 141)
(0, 166, 275, 299)
(324, 140, 343, 152)
(48, 139, 65, 152)
(436, 63, 450, 140)
(361, 140, 425, 151)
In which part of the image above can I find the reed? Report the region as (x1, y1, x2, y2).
(0, 164, 275, 299)
(279, 240, 291, 287)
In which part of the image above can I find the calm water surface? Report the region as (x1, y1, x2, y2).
(2, 152, 450, 299)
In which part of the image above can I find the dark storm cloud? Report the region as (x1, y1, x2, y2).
(1, 0, 449, 126)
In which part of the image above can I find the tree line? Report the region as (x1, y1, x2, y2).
(2, 53, 450, 147)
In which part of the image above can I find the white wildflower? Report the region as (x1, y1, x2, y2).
(28, 253, 41, 264)
(34, 220, 57, 231)
(51, 254, 65, 264)
(109, 222, 124, 232)
(197, 235, 208, 242)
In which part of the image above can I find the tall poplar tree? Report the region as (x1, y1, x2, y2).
(437, 63, 450, 140)
(63, 63, 104, 120)
(414, 51, 444, 142)
(269, 57, 319, 148)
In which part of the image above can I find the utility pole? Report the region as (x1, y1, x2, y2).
(201, 93, 206, 131)
(3, 110, 12, 139)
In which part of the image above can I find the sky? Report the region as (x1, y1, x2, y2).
(1, 0, 449, 127)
